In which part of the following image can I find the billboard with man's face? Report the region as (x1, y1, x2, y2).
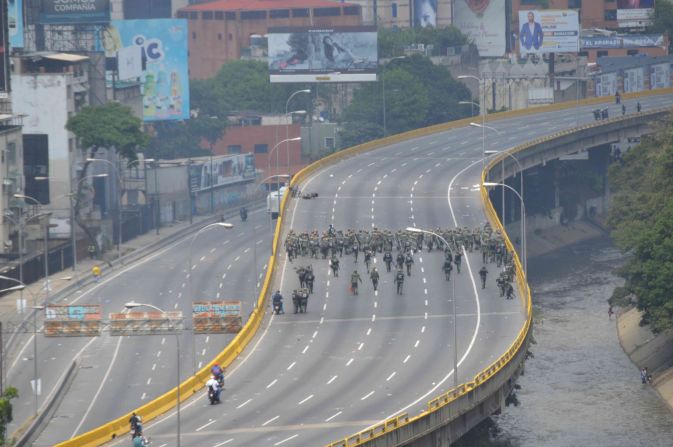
(518, 10, 579, 55)
(453, 0, 506, 57)
(268, 26, 378, 83)
(414, 0, 437, 28)
(617, 0, 655, 28)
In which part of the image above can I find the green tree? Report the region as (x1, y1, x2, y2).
(378, 26, 470, 58)
(649, 0, 673, 35)
(608, 118, 673, 332)
(0, 387, 18, 445)
(66, 103, 148, 257)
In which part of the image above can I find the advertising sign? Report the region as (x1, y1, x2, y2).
(617, 0, 654, 28)
(189, 154, 256, 192)
(192, 301, 242, 334)
(44, 305, 102, 337)
(518, 10, 579, 55)
(650, 63, 671, 89)
(8, 0, 23, 48)
(109, 311, 183, 335)
(453, 0, 506, 57)
(268, 26, 378, 83)
(413, 0, 437, 28)
(624, 67, 645, 92)
(595, 72, 618, 97)
(581, 34, 664, 49)
(40, 0, 110, 24)
(116, 45, 142, 81)
(104, 19, 189, 121)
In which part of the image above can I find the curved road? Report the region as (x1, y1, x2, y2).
(126, 95, 673, 447)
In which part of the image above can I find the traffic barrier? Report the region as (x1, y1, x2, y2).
(58, 91, 673, 447)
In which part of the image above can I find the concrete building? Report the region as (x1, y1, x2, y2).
(111, 0, 190, 19)
(178, 0, 363, 79)
(592, 54, 673, 96)
(0, 107, 25, 258)
(11, 52, 91, 226)
(347, 0, 452, 27)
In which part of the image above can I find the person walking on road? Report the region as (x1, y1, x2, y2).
(370, 267, 380, 291)
(454, 252, 462, 274)
(383, 250, 393, 272)
(479, 266, 488, 289)
(442, 258, 453, 281)
(330, 255, 340, 277)
(405, 252, 414, 276)
(92, 265, 102, 283)
(394, 269, 405, 295)
(351, 270, 362, 295)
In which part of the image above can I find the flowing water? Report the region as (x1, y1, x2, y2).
(456, 237, 673, 447)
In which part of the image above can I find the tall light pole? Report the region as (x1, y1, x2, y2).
(187, 222, 233, 374)
(469, 122, 504, 222)
(86, 158, 124, 261)
(382, 56, 407, 137)
(285, 88, 311, 175)
(459, 75, 486, 168)
(482, 182, 528, 277)
(484, 150, 525, 240)
(124, 301, 182, 447)
(268, 138, 301, 228)
(406, 227, 458, 389)
(259, 174, 291, 252)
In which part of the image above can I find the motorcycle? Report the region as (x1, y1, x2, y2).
(208, 386, 220, 405)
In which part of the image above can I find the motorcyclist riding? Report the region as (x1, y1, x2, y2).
(206, 375, 221, 404)
(272, 290, 284, 314)
(211, 364, 225, 388)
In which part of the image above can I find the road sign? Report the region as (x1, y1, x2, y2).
(109, 311, 183, 336)
(193, 301, 242, 334)
(44, 305, 102, 337)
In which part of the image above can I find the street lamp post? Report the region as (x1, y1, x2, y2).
(258, 174, 291, 253)
(482, 182, 528, 277)
(285, 88, 311, 175)
(469, 122, 504, 221)
(187, 222, 233, 374)
(382, 56, 407, 138)
(459, 75, 486, 167)
(124, 301, 182, 447)
(268, 138, 300, 230)
(484, 150, 525, 236)
(86, 158, 124, 261)
(406, 227, 459, 389)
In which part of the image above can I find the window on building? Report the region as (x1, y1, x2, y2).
(6, 143, 16, 167)
(324, 137, 335, 150)
(391, 3, 397, 18)
(597, 50, 609, 58)
(202, 11, 213, 20)
(343, 6, 360, 15)
(189, 11, 197, 19)
(579, 51, 589, 57)
(228, 145, 242, 154)
(241, 10, 266, 20)
(627, 49, 639, 56)
(270, 9, 290, 18)
(215, 11, 224, 19)
(314, 7, 340, 16)
(292, 8, 309, 17)
(192, 32, 197, 40)
(225, 11, 236, 20)
(568, 0, 581, 8)
(254, 144, 268, 154)
(604, 9, 617, 21)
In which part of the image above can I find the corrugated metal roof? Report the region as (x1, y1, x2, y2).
(182, 0, 357, 12)
(42, 53, 89, 62)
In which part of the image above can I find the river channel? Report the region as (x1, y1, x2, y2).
(456, 236, 673, 447)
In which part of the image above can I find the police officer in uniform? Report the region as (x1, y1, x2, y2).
(383, 250, 393, 272)
(479, 266, 488, 289)
(394, 269, 405, 295)
(370, 267, 380, 291)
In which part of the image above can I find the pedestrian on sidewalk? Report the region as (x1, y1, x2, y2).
(92, 265, 101, 283)
(641, 367, 652, 384)
(608, 304, 614, 320)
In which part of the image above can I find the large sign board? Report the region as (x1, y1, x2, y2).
(581, 34, 664, 49)
(40, 0, 110, 24)
(453, 0, 506, 57)
(268, 26, 378, 83)
(518, 10, 579, 55)
(192, 301, 242, 334)
(189, 153, 256, 193)
(413, 0, 437, 28)
(617, 0, 654, 28)
(8, 0, 23, 48)
(595, 72, 618, 97)
(104, 19, 189, 121)
(44, 305, 102, 336)
(650, 63, 671, 89)
(109, 311, 183, 335)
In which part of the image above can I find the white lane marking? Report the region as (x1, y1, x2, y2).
(374, 301, 378, 308)
(421, 326, 426, 333)
(287, 361, 296, 370)
(361, 391, 375, 401)
(371, 314, 376, 322)
(213, 440, 234, 447)
(302, 345, 309, 354)
(147, 377, 152, 385)
(386, 372, 396, 381)
(256, 240, 263, 245)
(319, 317, 324, 325)
(236, 398, 252, 409)
(161, 337, 166, 345)
(141, 392, 147, 400)
(403, 355, 411, 363)
(266, 379, 278, 389)
(327, 375, 338, 384)
(196, 419, 217, 431)
(414, 340, 420, 348)
(298, 394, 314, 405)
(275, 435, 299, 446)
(210, 248, 216, 253)
(244, 248, 250, 253)
(346, 358, 354, 366)
(157, 350, 162, 358)
(201, 348, 206, 356)
(325, 411, 342, 422)
(200, 256, 206, 262)
(152, 363, 156, 371)
(312, 331, 318, 339)
(234, 256, 240, 261)
(262, 415, 280, 426)
(366, 328, 372, 336)
(358, 343, 364, 351)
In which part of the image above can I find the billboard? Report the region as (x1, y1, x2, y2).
(40, 0, 110, 24)
(192, 301, 242, 334)
(617, 0, 654, 28)
(453, 0, 506, 58)
(44, 305, 102, 337)
(268, 26, 378, 83)
(414, 0, 437, 28)
(23, 134, 50, 205)
(8, 0, 23, 48)
(518, 10, 579, 55)
(104, 19, 190, 121)
(624, 66, 645, 92)
(595, 72, 618, 97)
(581, 34, 664, 49)
(189, 154, 256, 193)
(650, 63, 671, 89)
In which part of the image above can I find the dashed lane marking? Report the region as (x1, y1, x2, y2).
(325, 411, 342, 422)
(196, 420, 217, 432)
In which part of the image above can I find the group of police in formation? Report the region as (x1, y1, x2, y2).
(274, 224, 517, 313)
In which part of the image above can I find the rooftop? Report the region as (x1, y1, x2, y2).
(182, 0, 357, 12)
